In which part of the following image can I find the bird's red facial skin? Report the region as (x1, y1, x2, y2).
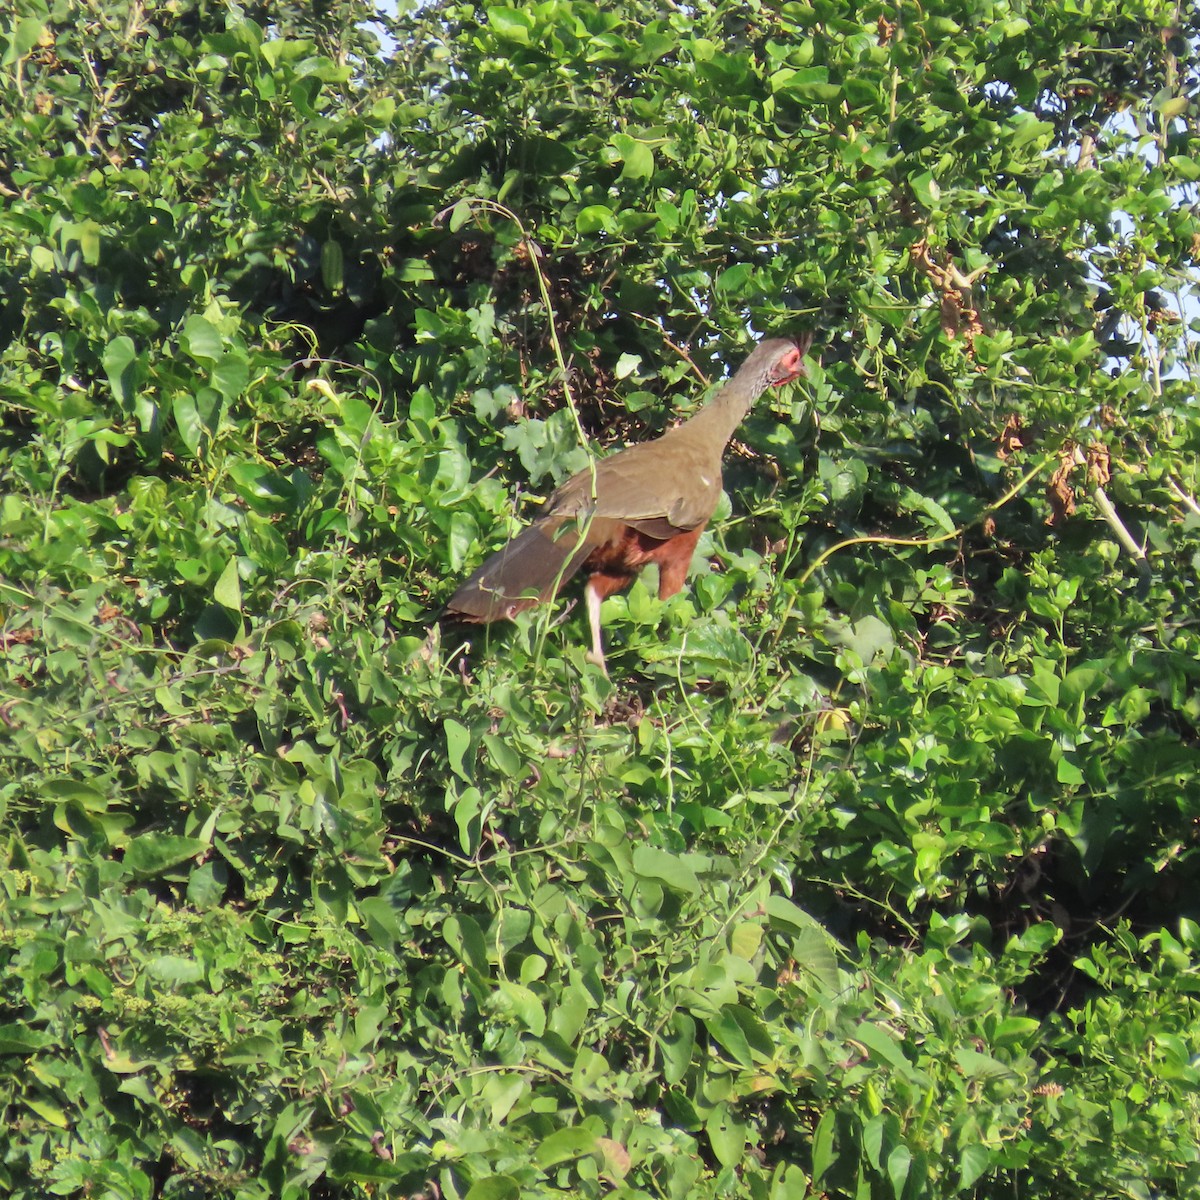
(771, 346, 806, 387)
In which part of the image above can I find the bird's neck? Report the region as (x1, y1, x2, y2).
(673, 382, 759, 454)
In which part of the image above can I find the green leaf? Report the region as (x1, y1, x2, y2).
(1156, 95, 1188, 121)
(910, 170, 941, 207)
(771, 65, 840, 101)
(534, 1126, 595, 1167)
(724, 1003, 775, 1059)
(913, 494, 956, 534)
(445, 718, 472, 781)
(444, 913, 489, 973)
(147, 954, 205, 985)
(25, 1096, 70, 1128)
(954, 1047, 1013, 1080)
(8, 16, 46, 62)
(614, 352, 641, 379)
(994, 1016, 1042, 1044)
(173, 394, 204, 455)
(729, 921, 762, 960)
(706, 1103, 748, 1167)
(124, 834, 209, 878)
(887, 1144, 912, 1199)
(483, 1073, 527, 1126)
(465, 1177, 519, 1200)
(180, 314, 223, 362)
(213, 557, 242, 612)
(862, 1113, 887, 1172)
(321, 240, 344, 292)
(576, 204, 615, 234)
(770, 1165, 810, 1200)
(548, 983, 592, 1043)
(842, 615, 895, 663)
(211, 353, 249, 401)
(854, 1021, 913, 1074)
(612, 133, 654, 180)
(1008, 112, 1054, 148)
(811, 1109, 836, 1183)
(0, 1025, 51, 1055)
(658, 1012, 696, 1084)
(398, 257, 436, 281)
(486, 6, 531, 45)
(187, 862, 226, 910)
(102, 336, 141, 409)
(632, 845, 699, 893)
(765, 896, 819, 935)
(448, 510, 478, 572)
(1168, 155, 1200, 181)
(704, 1009, 754, 1068)
(1055, 755, 1085, 785)
(492, 980, 545, 1035)
(959, 1143, 992, 1189)
(715, 262, 754, 293)
(450, 784, 483, 855)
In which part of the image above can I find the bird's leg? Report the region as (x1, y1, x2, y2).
(583, 579, 608, 676)
(654, 527, 703, 599)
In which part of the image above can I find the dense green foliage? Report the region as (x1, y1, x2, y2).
(3, 0, 1200, 1197)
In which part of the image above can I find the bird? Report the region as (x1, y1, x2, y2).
(444, 336, 810, 673)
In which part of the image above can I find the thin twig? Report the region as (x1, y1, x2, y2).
(1091, 486, 1149, 568)
(628, 312, 711, 387)
(1167, 477, 1200, 517)
(1071, 445, 1150, 577)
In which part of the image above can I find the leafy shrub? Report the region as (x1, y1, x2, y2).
(2, 1, 1199, 1197)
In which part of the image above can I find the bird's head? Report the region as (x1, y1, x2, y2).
(749, 334, 811, 390)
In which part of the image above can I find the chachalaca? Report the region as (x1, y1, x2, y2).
(445, 337, 809, 671)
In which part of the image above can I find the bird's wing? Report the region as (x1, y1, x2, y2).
(545, 438, 722, 537)
(444, 516, 621, 620)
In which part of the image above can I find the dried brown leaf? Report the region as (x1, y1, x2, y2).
(997, 414, 1024, 461)
(1086, 443, 1111, 488)
(1046, 448, 1077, 526)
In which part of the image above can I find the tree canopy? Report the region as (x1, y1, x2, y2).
(2, 1, 1200, 1197)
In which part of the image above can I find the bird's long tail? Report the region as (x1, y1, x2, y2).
(444, 519, 590, 623)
